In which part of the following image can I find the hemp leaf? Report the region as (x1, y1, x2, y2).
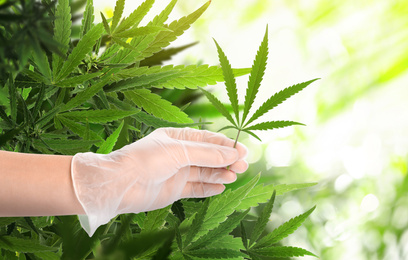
(200, 26, 319, 147)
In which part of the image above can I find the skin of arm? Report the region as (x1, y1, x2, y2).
(0, 150, 85, 216)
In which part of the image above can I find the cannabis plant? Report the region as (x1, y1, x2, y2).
(200, 26, 319, 147)
(0, 0, 317, 259)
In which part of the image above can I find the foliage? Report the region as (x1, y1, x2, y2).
(200, 26, 319, 147)
(0, 0, 317, 259)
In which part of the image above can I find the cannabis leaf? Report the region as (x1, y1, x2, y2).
(200, 26, 319, 148)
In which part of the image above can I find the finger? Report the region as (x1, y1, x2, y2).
(161, 128, 248, 158)
(229, 159, 249, 174)
(181, 182, 225, 198)
(187, 167, 237, 184)
(181, 141, 239, 167)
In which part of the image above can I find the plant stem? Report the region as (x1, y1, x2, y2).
(233, 129, 241, 148)
(228, 129, 241, 171)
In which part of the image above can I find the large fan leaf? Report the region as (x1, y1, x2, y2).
(61, 109, 137, 123)
(250, 246, 317, 258)
(56, 23, 104, 81)
(151, 0, 177, 26)
(236, 182, 317, 211)
(57, 116, 103, 143)
(188, 209, 249, 250)
(195, 174, 260, 238)
(55, 72, 102, 87)
(111, 0, 125, 32)
(139, 1, 210, 60)
(132, 111, 208, 129)
(142, 206, 171, 233)
(80, 0, 94, 38)
(242, 26, 269, 123)
(62, 74, 111, 112)
(245, 120, 304, 131)
(199, 87, 236, 127)
(114, 0, 155, 34)
(96, 120, 125, 154)
(113, 25, 170, 38)
(184, 199, 210, 248)
(186, 248, 245, 259)
(214, 39, 240, 125)
(124, 89, 192, 123)
(249, 190, 276, 247)
(52, 0, 71, 79)
(253, 206, 316, 248)
(245, 78, 319, 126)
(0, 236, 56, 253)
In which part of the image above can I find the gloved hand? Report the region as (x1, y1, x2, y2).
(71, 127, 248, 236)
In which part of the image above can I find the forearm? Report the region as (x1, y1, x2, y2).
(0, 151, 85, 216)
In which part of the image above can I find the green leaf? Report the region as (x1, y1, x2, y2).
(245, 79, 319, 127)
(7, 77, 16, 122)
(151, 0, 177, 26)
(56, 23, 104, 81)
(57, 116, 103, 143)
(55, 72, 103, 87)
(0, 218, 17, 227)
(184, 199, 210, 248)
(241, 222, 248, 250)
(241, 129, 262, 142)
(61, 109, 138, 123)
(101, 12, 111, 35)
(80, 0, 94, 38)
(139, 1, 210, 60)
(113, 65, 250, 90)
(21, 69, 50, 85)
(214, 39, 240, 125)
(142, 206, 171, 233)
(52, 0, 71, 79)
(132, 111, 208, 129)
(112, 36, 137, 50)
(62, 74, 111, 112)
(0, 236, 56, 253)
(31, 39, 52, 80)
(236, 183, 317, 211)
(250, 246, 317, 258)
(249, 190, 276, 247)
(124, 89, 193, 123)
(189, 209, 250, 250)
(186, 248, 245, 259)
(195, 174, 260, 239)
(106, 69, 182, 92)
(151, 231, 174, 260)
(242, 26, 268, 124)
(114, 0, 155, 34)
(114, 25, 171, 38)
(35, 106, 61, 128)
(33, 139, 100, 153)
(111, 0, 125, 32)
(253, 206, 316, 248)
(245, 120, 304, 131)
(96, 120, 124, 154)
(199, 87, 236, 127)
(140, 42, 197, 66)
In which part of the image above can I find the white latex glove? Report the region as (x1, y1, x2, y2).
(71, 127, 248, 236)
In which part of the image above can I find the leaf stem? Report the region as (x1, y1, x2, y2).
(233, 129, 241, 148)
(228, 129, 241, 171)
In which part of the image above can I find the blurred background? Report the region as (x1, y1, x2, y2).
(95, 1, 408, 259)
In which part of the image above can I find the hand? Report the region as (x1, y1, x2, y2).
(71, 127, 248, 236)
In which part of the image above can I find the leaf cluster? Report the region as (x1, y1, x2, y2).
(200, 26, 319, 144)
(0, 175, 316, 259)
(0, 0, 318, 259)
